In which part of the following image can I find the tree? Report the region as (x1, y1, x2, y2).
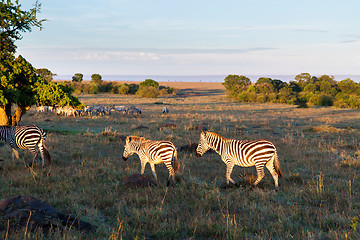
(223, 75, 251, 98)
(0, 1, 81, 125)
(338, 78, 357, 93)
(36, 68, 55, 81)
(91, 73, 102, 85)
(0, 55, 81, 125)
(139, 79, 159, 89)
(0, 0, 46, 61)
(72, 73, 83, 82)
(295, 73, 311, 83)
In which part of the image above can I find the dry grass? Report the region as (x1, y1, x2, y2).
(1, 83, 360, 239)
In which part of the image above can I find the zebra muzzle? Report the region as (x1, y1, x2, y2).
(122, 156, 127, 161)
(196, 152, 202, 157)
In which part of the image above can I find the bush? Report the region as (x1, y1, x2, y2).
(72, 73, 83, 82)
(136, 86, 159, 98)
(117, 84, 130, 95)
(334, 93, 360, 108)
(91, 74, 102, 85)
(139, 79, 159, 89)
(159, 86, 177, 96)
(308, 94, 333, 106)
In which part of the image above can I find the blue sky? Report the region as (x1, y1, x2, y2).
(17, 0, 360, 77)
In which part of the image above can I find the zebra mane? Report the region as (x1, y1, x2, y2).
(205, 131, 226, 141)
(127, 136, 146, 143)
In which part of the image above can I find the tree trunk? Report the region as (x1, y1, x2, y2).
(12, 105, 31, 126)
(0, 104, 12, 126)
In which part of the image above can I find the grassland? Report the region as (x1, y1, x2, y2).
(1, 82, 360, 239)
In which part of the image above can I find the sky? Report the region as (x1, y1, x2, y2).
(16, 0, 360, 78)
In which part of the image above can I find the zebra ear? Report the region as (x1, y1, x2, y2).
(127, 136, 131, 142)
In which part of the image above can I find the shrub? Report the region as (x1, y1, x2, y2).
(139, 79, 159, 89)
(334, 93, 360, 109)
(91, 74, 102, 85)
(308, 94, 333, 106)
(117, 84, 130, 95)
(72, 73, 83, 82)
(159, 86, 177, 96)
(136, 86, 159, 98)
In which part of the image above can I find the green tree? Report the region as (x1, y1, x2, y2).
(35, 68, 55, 81)
(0, 1, 81, 125)
(34, 79, 81, 107)
(91, 73, 102, 85)
(0, 55, 81, 125)
(136, 86, 159, 98)
(0, 0, 46, 61)
(338, 78, 357, 94)
(139, 79, 159, 89)
(295, 73, 311, 83)
(72, 73, 83, 82)
(223, 75, 251, 98)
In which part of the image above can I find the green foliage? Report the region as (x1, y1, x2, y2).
(0, 0, 46, 61)
(222, 75, 251, 98)
(34, 80, 81, 107)
(91, 73, 102, 85)
(117, 84, 130, 95)
(224, 73, 360, 108)
(72, 73, 83, 82)
(159, 86, 177, 96)
(139, 79, 159, 89)
(136, 86, 159, 98)
(35, 68, 55, 82)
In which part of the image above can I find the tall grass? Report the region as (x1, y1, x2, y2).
(0, 92, 360, 239)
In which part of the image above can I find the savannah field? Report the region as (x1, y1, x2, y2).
(1, 81, 360, 239)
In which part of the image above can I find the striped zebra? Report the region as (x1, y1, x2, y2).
(122, 136, 179, 186)
(196, 131, 283, 188)
(0, 125, 51, 167)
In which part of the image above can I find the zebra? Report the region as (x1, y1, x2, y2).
(162, 107, 169, 114)
(0, 125, 51, 167)
(122, 136, 179, 186)
(196, 131, 283, 188)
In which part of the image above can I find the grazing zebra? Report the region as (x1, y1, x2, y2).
(0, 125, 51, 167)
(196, 131, 283, 188)
(122, 136, 179, 186)
(162, 107, 169, 114)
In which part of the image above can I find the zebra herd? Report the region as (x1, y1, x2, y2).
(35, 105, 143, 117)
(0, 124, 282, 188)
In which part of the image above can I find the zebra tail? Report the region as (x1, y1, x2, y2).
(42, 142, 52, 165)
(171, 150, 179, 173)
(39, 128, 52, 166)
(274, 152, 283, 178)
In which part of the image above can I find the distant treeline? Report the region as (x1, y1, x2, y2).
(223, 73, 360, 108)
(63, 74, 177, 98)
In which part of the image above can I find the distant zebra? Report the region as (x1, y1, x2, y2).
(0, 125, 51, 167)
(162, 107, 169, 114)
(196, 131, 283, 188)
(122, 136, 179, 186)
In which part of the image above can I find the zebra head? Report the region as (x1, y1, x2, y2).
(196, 131, 210, 157)
(122, 136, 143, 161)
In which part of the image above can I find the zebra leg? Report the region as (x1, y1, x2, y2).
(166, 167, 175, 187)
(225, 163, 236, 185)
(149, 163, 158, 182)
(28, 148, 39, 167)
(265, 156, 279, 188)
(253, 164, 266, 187)
(140, 160, 147, 175)
(12, 148, 20, 162)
